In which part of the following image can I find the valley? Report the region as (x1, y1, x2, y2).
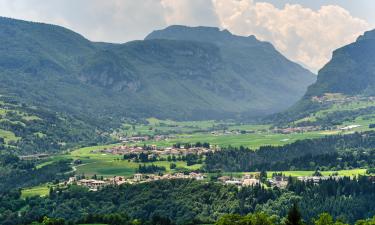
(0, 14, 375, 225)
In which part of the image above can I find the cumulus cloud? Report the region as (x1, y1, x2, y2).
(212, 0, 370, 72)
(161, 0, 218, 27)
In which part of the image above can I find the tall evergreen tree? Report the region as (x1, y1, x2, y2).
(285, 203, 304, 225)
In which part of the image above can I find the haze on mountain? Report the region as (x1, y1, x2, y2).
(0, 17, 315, 123)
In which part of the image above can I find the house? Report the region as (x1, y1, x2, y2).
(77, 179, 109, 191)
(189, 172, 204, 180)
(110, 176, 126, 185)
(134, 173, 143, 182)
(268, 176, 288, 188)
(218, 176, 231, 183)
(225, 180, 242, 186)
(242, 178, 260, 186)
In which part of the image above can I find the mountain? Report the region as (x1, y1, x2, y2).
(305, 29, 375, 97)
(0, 95, 108, 154)
(0, 17, 315, 123)
(272, 29, 375, 124)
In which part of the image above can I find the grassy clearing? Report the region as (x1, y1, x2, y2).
(21, 184, 51, 199)
(0, 129, 19, 144)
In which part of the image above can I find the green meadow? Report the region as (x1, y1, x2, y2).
(142, 131, 326, 149)
(21, 184, 51, 199)
(44, 144, 202, 178)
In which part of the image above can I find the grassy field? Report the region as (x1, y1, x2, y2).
(43, 144, 202, 178)
(21, 184, 51, 199)
(0, 129, 19, 144)
(142, 131, 326, 149)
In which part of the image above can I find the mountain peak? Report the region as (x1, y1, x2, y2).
(145, 25, 266, 47)
(357, 29, 375, 42)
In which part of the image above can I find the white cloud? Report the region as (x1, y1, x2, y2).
(161, 0, 218, 27)
(212, 0, 370, 72)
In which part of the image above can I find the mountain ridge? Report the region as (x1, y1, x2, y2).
(0, 17, 315, 123)
(273, 28, 375, 124)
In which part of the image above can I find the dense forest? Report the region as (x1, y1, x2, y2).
(205, 131, 375, 172)
(1, 177, 374, 225)
(0, 96, 111, 154)
(0, 154, 72, 193)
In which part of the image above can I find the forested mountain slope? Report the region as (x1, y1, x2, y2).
(272, 29, 375, 124)
(0, 17, 315, 122)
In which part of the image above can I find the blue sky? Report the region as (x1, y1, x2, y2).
(0, 0, 373, 72)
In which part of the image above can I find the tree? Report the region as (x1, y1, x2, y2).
(170, 163, 177, 170)
(314, 213, 334, 225)
(42, 217, 65, 225)
(260, 170, 267, 183)
(285, 203, 304, 225)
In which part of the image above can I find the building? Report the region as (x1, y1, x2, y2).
(268, 176, 288, 188)
(134, 173, 143, 182)
(76, 179, 109, 191)
(242, 178, 260, 186)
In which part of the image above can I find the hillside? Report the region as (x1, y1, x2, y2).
(0, 95, 108, 154)
(273, 29, 375, 125)
(0, 17, 315, 123)
(305, 29, 375, 97)
(146, 26, 316, 116)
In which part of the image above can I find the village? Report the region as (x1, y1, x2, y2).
(92, 143, 218, 158)
(65, 172, 206, 191)
(65, 170, 345, 191)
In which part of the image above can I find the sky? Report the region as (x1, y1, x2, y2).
(0, 0, 374, 72)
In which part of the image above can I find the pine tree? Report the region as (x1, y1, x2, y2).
(285, 203, 304, 225)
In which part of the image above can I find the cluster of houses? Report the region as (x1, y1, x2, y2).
(273, 126, 320, 134)
(118, 135, 176, 143)
(20, 153, 50, 160)
(312, 94, 375, 104)
(297, 175, 342, 184)
(92, 144, 217, 157)
(67, 172, 205, 191)
(218, 173, 261, 187)
(66, 176, 127, 191)
(217, 174, 347, 189)
(119, 136, 149, 143)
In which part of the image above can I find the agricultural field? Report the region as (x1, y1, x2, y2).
(113, 112, 375, 150)
(43, 144, 202, 178)
(36, 111, 375, 181)
(142, 130, 325, 149)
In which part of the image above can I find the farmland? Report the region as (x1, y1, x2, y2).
(36, 111, 375, 179)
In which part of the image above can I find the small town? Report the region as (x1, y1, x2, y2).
(66, 172, 206, 191)
(92, 144, 218, 157)
(65, 171, 349, 192)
